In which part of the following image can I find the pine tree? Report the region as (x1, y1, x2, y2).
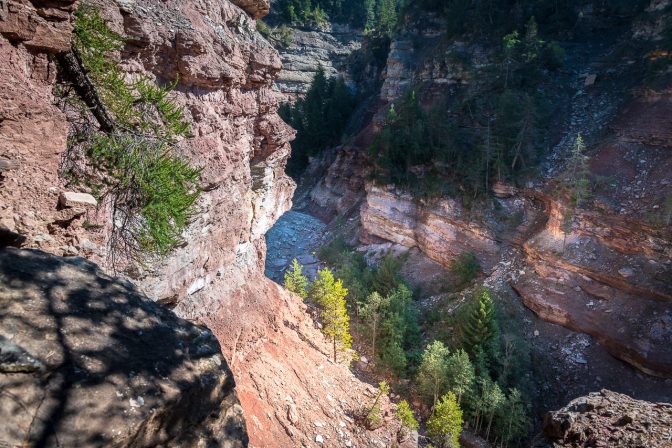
(359, 291, 390, 361)
(462, 288, 497, 358)
(427, 392, 464, 448)
(366, 381, 390, 428)
(482, 377, 505, 441)
(312, 269, 351, 363)
(445, 349, 475, 404)
(496, 388, 529, 447)
(562, 133, 591, 251)
(417, 340, 450, 408)
(372, 254, 402, 296)
(284, 258, 308, 299)
(309, 267, 337, 308)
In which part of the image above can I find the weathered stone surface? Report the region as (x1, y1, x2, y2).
(230, 0, 270, 19)
(58, 191, 98, 208)
(0, 0, 77, 52)
(537, 390, 672, 447)
(360, 183, 500, 272)
(0, 248, 247, 447)
(274, 25, 363, 98)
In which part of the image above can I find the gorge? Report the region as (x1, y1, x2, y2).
(1, 0, 671, 447)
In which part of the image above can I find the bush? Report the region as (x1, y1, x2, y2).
(450, 252, 481, 287)
(69, 4, 200, 258)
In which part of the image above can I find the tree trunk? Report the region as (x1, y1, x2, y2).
(56, 49, 116, 133)
(333, 336, 337, 363)
(371, 318, 377, 361)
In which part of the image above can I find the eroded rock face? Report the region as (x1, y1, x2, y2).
(360, 183, 500, 271)
(0, 248, 247, 447)
(538, 390, 672, 448)
(273, 25, 363, 98)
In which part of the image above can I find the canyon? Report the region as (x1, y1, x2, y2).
(0, 0, 410, 447)
(1, 0, 671, 447)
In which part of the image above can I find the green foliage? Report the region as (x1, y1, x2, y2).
(396, 400, 419, 432)
(450, 252, 481, 287)
(366, 381, 390, 428)
(369, 16, 566, 198)
(461, 288, 499, 362)
(310, 268, 352, 362)
(71, 4, 200, 257)
(276, 0, 400, 33)
(445, 349, 475, 404)
(494, 388, 530, 446)
(417, 340, 450, 407)
(372, 253, 403, 296)
(280, 68, 356, 178)
(427, 392, 463, 448)
(561, 134, 591, 249)
(284, 258, 309, 298)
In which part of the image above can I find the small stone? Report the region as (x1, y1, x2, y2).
(534, 330, 540, 337)
(287, 403, 299, 424)
(584, 74, 597, 86)
(59, 191, 97, 208)
(618, 267, 634, 278)
(360, 356, 368, 364)
(129, 396, 144, 408)
(315, 434, 324, 444)
(79, 239, 97, 251)
(313, 421, 324, 428)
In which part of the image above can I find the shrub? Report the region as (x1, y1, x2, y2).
(427, 392, 463, 448)
(450, 252, 481, 287)
(396, 400, 419, 431)
(284, 258, 309, 298)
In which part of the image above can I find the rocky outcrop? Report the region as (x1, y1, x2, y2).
(0, 248, 247, 447)
(360, 183, 500, 271)
(231, 0, 270, 19)
(273, 24, 363, 98)
(538, 390, 672, 448)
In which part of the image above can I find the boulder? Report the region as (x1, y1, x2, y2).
(58, 191, 97, 208)
(538, 390, 672, 447)
(0, 248, 248, 447)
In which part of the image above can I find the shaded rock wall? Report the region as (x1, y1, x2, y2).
(0, 248, 247, 447)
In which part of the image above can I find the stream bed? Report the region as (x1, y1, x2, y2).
(264, 210, 327, 283)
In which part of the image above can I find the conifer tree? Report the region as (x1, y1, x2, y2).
(462, 288, 497, 359)
(427, 392, 464, 448)
(417, 340, 450, 408)
(496, 388, 529, 446)
(396, 400, 419, 434)
(311, 268, 352, 363)
(284, 258, 308, 299)
(366, 381, 390, 428)
(562, 133, 591, 251)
